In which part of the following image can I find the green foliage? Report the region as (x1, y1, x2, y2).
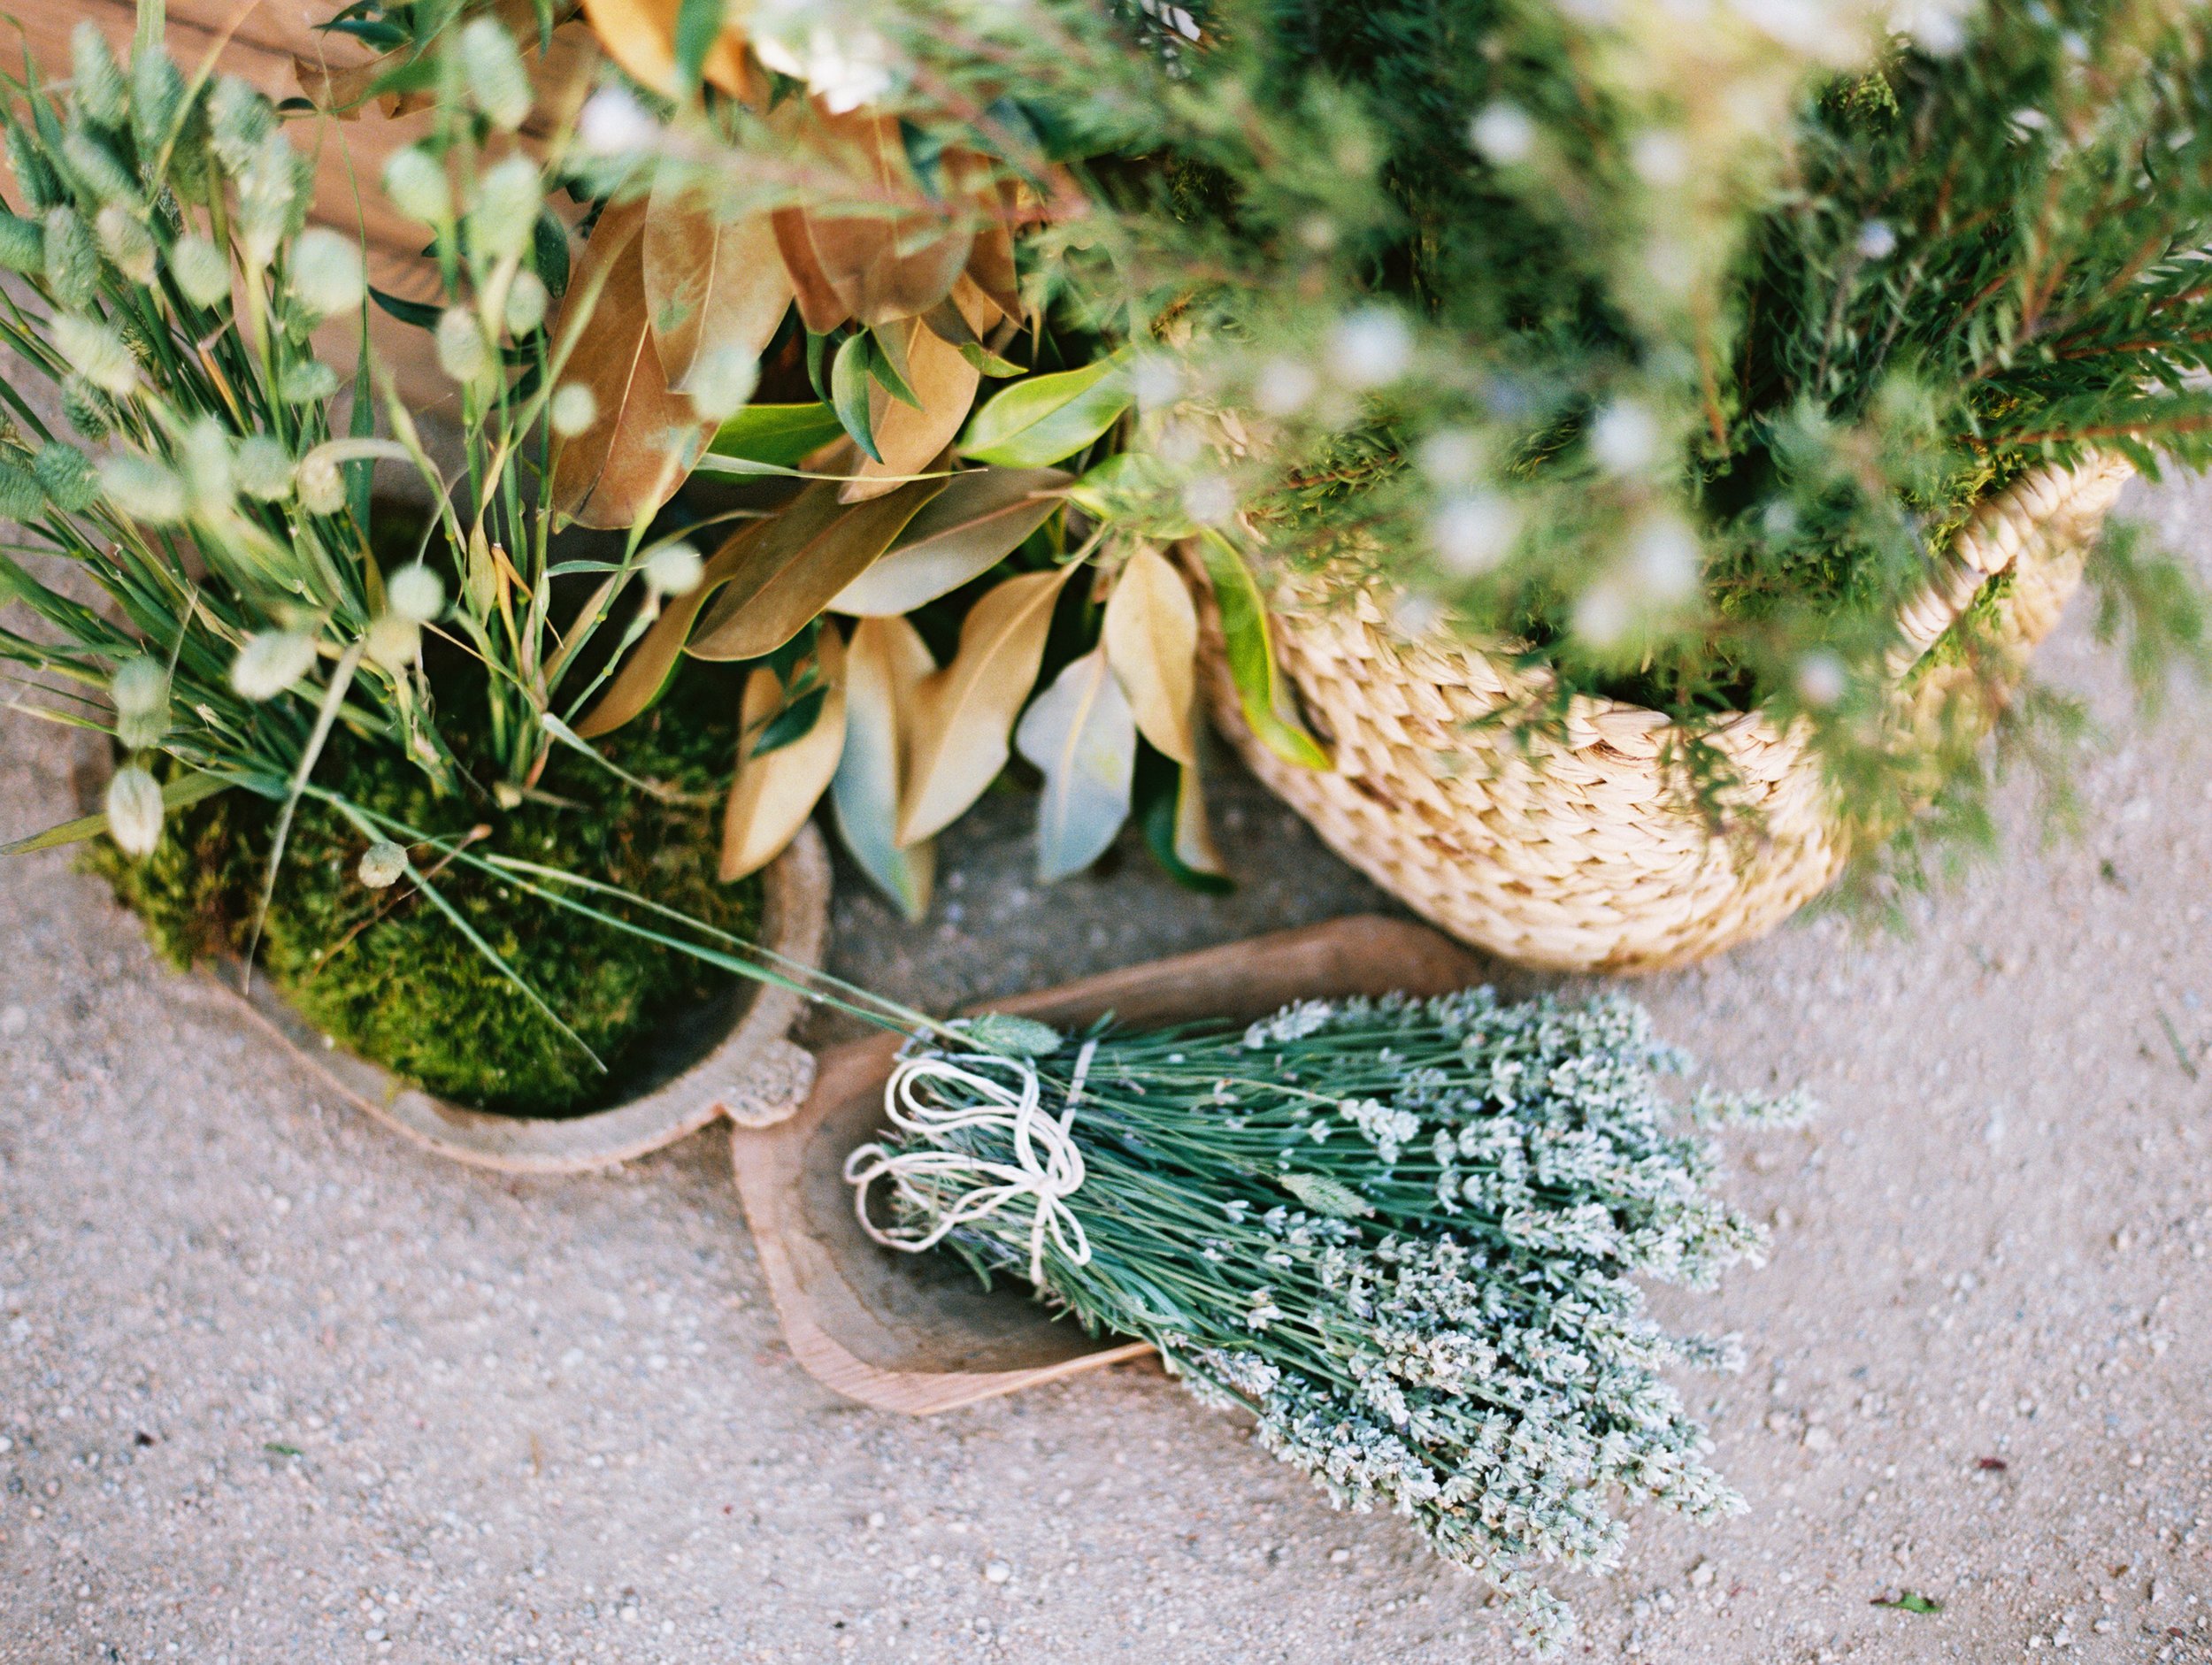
(90, 667, 763, 1116)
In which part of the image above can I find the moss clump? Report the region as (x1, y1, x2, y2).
(91, 668, 762, 1118)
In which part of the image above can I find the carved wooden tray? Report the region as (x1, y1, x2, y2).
(729, 914, 1479, 1415)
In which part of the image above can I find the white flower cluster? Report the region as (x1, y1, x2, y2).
(870, 987, 1802, 1653)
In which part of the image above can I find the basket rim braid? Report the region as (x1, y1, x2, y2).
(1194, 455, 2135, 973)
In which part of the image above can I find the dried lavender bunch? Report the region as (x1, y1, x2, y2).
(848, 990, 1809, 1652)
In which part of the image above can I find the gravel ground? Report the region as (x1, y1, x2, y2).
(4, 479, 2212, 1665)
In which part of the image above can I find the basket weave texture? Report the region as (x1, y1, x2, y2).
(1197, 455, 2135, 973)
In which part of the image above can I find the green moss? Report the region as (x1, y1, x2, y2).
(90, 667, 763, 1118)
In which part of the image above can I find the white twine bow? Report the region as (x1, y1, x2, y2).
(842, 1049, 1094, 1285)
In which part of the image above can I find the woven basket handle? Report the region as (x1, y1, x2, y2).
(1882, 456, 2134, 683)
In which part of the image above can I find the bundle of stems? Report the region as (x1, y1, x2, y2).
(848, 988, 1809, 1651)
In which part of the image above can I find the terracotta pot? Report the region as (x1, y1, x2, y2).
(729, 914, 1479, 1416)
(73, 741, 830, 1173)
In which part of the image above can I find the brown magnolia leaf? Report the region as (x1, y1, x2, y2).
(770, 207, 851, 334)
(828, 466, 1070, 615)
(963, 176, 1023, 325)
(642, 183, 793, 388)
(1172, 752, 1227, 877)
(839, 317, 980, 503)
(549, 201, 719, 528)
(572, 516, 778, 738)
(686, 473, 947, 662)
(795, 109, 974, 328)
(830, 615, 936, 919)
(1102, 544, 1200, 766)
(576, 0, 750, 97)
(722, 626, 848, 881)
(898, 561, 1081, 846)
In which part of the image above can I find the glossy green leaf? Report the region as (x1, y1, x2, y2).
(1193, 528, 1330, 771)
(959, 351, 1133, 467)
(1069, 451, 1194, 537)
(831, 332, 881, 463)
(706, 403, 848, 470)
(831, 615, 936, 921)
(750, 681, 827, 757)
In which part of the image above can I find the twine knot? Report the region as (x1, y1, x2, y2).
(843, 1050, 1094, 1285)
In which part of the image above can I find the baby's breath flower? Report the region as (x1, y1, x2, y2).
(169, 233, 231, 310)
(71, 21, 128, 129)
(233, 434, 293, 502)
(295, 449, 346, 517)
(0, 209, 42, 274)
(549, 381, 597, 437)
(42, 207, 98, 307)
(364, 612, 420, 672)
(503, 268, 549, 338)
(1327, 307, 1412, 389)
(230, 630, 317, 700)
(382, 146, 450, 224)
(644, 541, 704, 598)
(683, 343, 758, 422)
(99, 454, 183, 522)
(95, 204, 157, 284)
(288, 226, 365, 318)
(435, 306, 493, 385)
(111, 656, 169, 749)
(468, 154, 541, 265)
(104, 764, 165, 857)
(33, 441, 96, 511)
(459, 18, 533, 130)
(385, 563, 445, 624)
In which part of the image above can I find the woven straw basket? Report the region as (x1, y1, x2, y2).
(1197, 455, 2136, 974)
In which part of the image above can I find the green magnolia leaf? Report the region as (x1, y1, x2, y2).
(867, 326, 922, 410)
(960, 350, 1133, 467)
(1193, 529, 1330, 771)
(1069, 451, 1194, 536)
(828, 466, 1071, 616)
(831, 332, 881, 463)
(1135, 746, 1233, 894)
(1872, 1592, 1944, 1615)
(1014, 644, 1138, 882)
(706, 403, 848, 471)
(750, 681, 828, 757)
(959, 341, 1026, 378)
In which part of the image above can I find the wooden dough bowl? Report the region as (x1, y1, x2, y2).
(729, 913, 1481, 1416)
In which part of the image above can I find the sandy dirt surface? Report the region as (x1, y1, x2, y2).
(4, 478, 2211, 1665)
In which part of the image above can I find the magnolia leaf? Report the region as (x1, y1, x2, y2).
(866, 325, 921, 408)
(572, 522, 767, 738)
(960, 351, 1133, 467)
(1068, 450, 1192, 536)
(830, 613, 936, 920)
(1015, 643, 1137, 882)
(641, 185, 791, 390)
(962, 181, 1022, 325)
(576, 0, 749, 97)
(1139, 760, 1233, 894)
(794, 111, 976, 327)
(722, 626, 847, 881)
(828, 465, 1070, 615)
(829, 332, 881, 463)
(707, 403, 847, 470)
(899, 561, 1080, 845)
(686, 472, 947, 662)
(752, 682, 828, 756)
(1193, 529, 1331, 771)
(1102, 544, 1199, 766)
(549, 201, 718, 529)
(841, 316, 979, 503)
(769, 206, 850, 334)
(919, 285, 1024, 376)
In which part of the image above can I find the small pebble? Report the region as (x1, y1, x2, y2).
(984, 1560, 1010, 1584)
